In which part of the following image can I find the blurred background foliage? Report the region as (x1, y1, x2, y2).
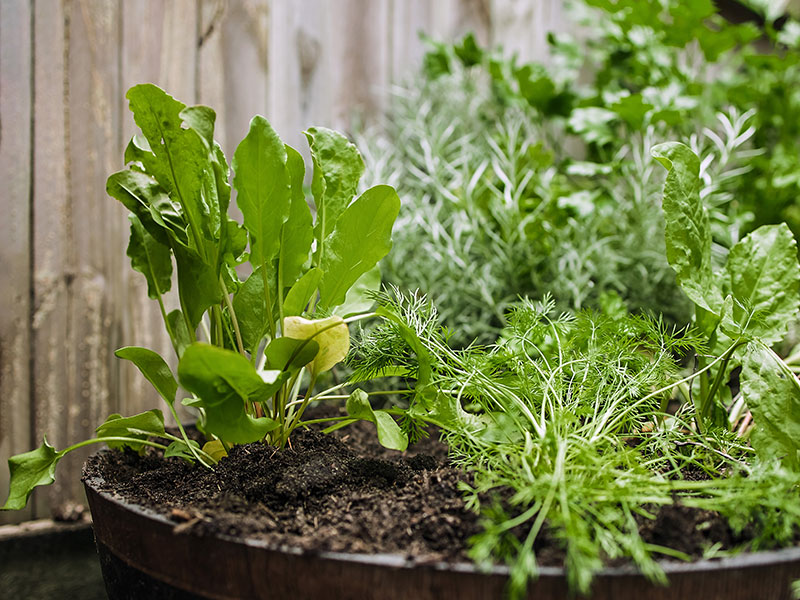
(360, 0, 800, 347)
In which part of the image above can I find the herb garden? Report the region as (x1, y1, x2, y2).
(4, 1, 800, 599)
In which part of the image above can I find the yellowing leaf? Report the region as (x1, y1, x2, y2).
(283, 315, 349, 375)
(202, 440, 228, 462)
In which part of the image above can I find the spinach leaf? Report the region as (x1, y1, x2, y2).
(178, 343, 278, 444)
(318, 185, 400, 310)
(741, 344, 800, 467)
(232, 116, 291, 268)
(651, 142, 721, 316)
(723, 224, 800, 345)
(305, 127, 365, 260)
(95, 410, 167, 452)
(126, 214, 172, 299)
(2, 439, 62, 511)
(344, 389, 407, 451)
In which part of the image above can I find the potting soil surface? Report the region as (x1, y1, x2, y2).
(83, 417, 759, 567)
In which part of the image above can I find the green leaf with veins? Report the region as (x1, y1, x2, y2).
(178, 343, 279, 444)
(333, 265, 382, 318)
(2, 439, 62, 511)
(115, 346, 178, 406)
(280, 145, 314, 288)
(233, 265, 274, 354)
(173, 243, 222, 329)
(127, 214, 172, 299)
(345, 389, 408, 451)
(283, 268, 323, 317)
(167, 310, 192, 357)
(165, 439, 202, 462)
(180, 105, 216, 149)
(741, 344, 800, 466)
(106, 170, 175, 246)
(305, 127, 365, 258)
(125, 84, 213, 247)
(264, 337, 320, 371)
(652, 142, 721, 316)
(723, 224, 800, 345)
(318, 185, 400, 310)
(95, 410, 167, 452)
(233, 116, 291, 268)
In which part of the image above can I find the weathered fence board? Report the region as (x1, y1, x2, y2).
(0, 0, 33, 525)
(30, 0, 72, 519)
(0, 0, 567, 524)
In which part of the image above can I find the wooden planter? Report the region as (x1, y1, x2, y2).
(84, 466, 800, 600)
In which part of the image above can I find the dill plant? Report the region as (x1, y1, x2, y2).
(349, 139, 800, 596)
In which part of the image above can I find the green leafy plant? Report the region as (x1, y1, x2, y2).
(3, 84, 406, 511)
(349, 144, 800, 597)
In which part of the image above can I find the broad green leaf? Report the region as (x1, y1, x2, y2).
(345, 389, 407, 451)
(723, 224, 800, 345)
(305, 127, 365, 251)
(741, 344, 800, 466)
(233, 116, 291, 267)
(167, 309, 192, 357)
(115, 347, 178, 406)
(178, 343, 278, 444)
(317, 185, 400, 310)
(264, 337, 320, 371)
(283, 315, 349, 375)
(106, 170, 175, 246)
(173, 244, 222, 329)
(333, 265, 381, 317)
(233, 266, 274, 354)
(652, 142, 721, 315)
(126, 84, 213, 248)
(165, 439, 202, 462)
(280, 145, 314, 288)
(2, 438, 62, 511)
(95, 410, 167, 452)
(127, 214, 172, 299)
(201, 439, 228, 462)
(180, 105, 216, 149)
(283, 268, 322, 316)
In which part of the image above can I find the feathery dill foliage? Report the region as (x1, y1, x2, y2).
(349, 290, 800, 598)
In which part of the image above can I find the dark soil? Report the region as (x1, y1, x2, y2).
(82, 415, 758, 568)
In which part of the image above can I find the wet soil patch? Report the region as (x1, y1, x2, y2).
(83, 418, 763, 568)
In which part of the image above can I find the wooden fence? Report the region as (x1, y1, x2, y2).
(0, 0, 566, 524)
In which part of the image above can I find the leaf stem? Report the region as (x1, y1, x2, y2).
(260, 265, 277, 339)
(61, 436, 169, 455)
(220, 274, 245, 355)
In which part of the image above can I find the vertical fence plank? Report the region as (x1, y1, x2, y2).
(30, 0, 71, 519)
(389, 0, 433, 84)
(119, 0, 199, 419)
(197, 0, 230, 154)
(327, 0, 392, 131)
(268, 0, 331, 152)
(38, 0, 124, 516)
(213, 0, 270, 158)
(0, 0, 33, 525)
(491, 0, 566, 63)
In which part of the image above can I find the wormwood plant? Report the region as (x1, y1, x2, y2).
(3, 84, 407, 511)
(350, 143, 800, 596)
